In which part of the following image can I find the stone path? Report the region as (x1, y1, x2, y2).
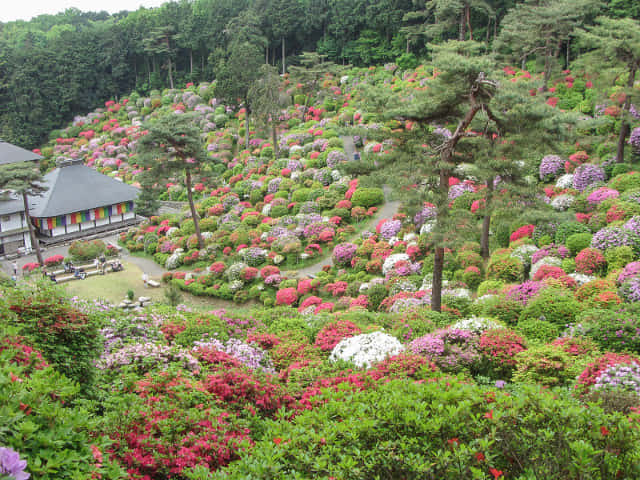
(291, 136, 401, 278)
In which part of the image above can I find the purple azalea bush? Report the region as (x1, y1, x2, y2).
(539, 155, 565, 180)
(591, 227, 640, 251)
(333, 243, 358, 265)
(505, 280, 543, 305)
(593, 363, 640, 396)
(0, 447, 29, 480)
(587, 187, 619, 206)
(409, 328, 480, 372)
(414, 205, 437, 228)
(620, 276, 640, 303)
(573, 164, 606, 192)
(380, 219, 402, 240)
(618, 261, 640, 285)
(448, 182, 475, 201)
(630, 127, 640, 152)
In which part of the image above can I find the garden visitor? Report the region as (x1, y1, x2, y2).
(142, 272, 149, 288)
(12, 261, 17, 276)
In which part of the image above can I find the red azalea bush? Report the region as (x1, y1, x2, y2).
(22, 262, 40, 272)
(299, 296, 323, 312)
(575, 248, 606, 275)
(510, 224, 535, 242)
(276, 288, 298, 306)
(532, 265, 567, 282)
(297, 279, 312, 295)
(109, 372, 253, 477)
(314, 320, 362, 351)
(246, 332, 281, 350)
(0, 336, 49, 374)
(260, 266, 280, 279)
(551, 337, 600, 357)
(478, 329, 526, 375)
(44, 254, 64, 267)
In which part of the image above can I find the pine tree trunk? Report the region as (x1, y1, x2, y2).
(459, 12, 466, 41)
(617, 62, 638, 163)
(480, 178, 494, 260)
(465, 4, 473, 41)
(245, 110, 250, 149)
(431, 246, 444, 312)
(184, 169, 204, 249)
(431, 169, 450, 313)
(272, 123, 278, 156)
(282, 37, 286, 75)
(190, 50, 193, 75)
(22, 192, 43, 266)
(168, 58, 174, 89)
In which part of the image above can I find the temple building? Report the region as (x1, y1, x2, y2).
(29, 159, 139, 239)
(0, 141, 41, 254)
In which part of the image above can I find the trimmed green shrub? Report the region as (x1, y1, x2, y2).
(519, 288, 579, 326)
(555, 222, 591, 245)
(351, 188, 384, 208)
(566, 233, 592, 255)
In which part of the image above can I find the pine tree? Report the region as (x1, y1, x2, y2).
(367, 41, 570, 310)
(497, 0, 600, 88)
(0, 163, 47, 265)
(577, 16, 640, 163)
(136, 113, 208, 249)
(248, 64, 288, 156)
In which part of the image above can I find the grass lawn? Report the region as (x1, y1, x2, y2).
(63, 260, 253, 311)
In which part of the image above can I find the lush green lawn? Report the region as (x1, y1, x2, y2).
(63, 260, 251, 311)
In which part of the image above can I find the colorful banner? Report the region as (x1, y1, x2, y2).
(33, 202, 134, 231)
(94, 207, 106, 220)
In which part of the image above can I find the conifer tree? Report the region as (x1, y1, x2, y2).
(497, 0, 600, 87)
(368, 41, 570, 310)
(0, 163, 47, 265)
(136, 113, 208, 249)
(578, 16, 640, 163)
(248, 64, 288, 156)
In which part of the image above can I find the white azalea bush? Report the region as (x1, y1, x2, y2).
(329, 331, 405, 368)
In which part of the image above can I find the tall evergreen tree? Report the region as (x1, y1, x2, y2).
(497, 0, 600, 88)
(578, 16, 640, 163)
(136, 113, 208, 249)
(0, 163, 47, 265)
(248, 64, 288, 156)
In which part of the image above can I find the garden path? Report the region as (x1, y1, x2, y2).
(288, 136, 401, 278)
(291, 184, 400, 278)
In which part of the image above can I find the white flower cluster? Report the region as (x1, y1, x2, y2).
(511, 244, 539, 266)
(568, 272, 595, 285)
(165, 248, 184, 269)
(452, 316, 503, 334)
(530, 256, 562, 279)
(329, 331, 405, 368)
(382, 253, 410, 276)
(555, 174, 574, 189)
(551, 194, 575, 211)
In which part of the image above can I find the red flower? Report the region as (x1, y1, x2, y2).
(484, 410, 493, 420)
(600, 426, 609, 436)
(475, 452, 485, 462)
(447, 438, 460, 447)
(490, 467, 504, 479)
(273, 438, 283, 445)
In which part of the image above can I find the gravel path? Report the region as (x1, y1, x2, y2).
(291, 136, 401, 278)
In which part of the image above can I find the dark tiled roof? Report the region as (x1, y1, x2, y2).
(0, 141, 42, 165)
(0, 192, 25, 215)
(29, 164, 139, 218)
